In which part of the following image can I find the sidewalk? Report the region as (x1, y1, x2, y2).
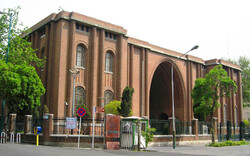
(147, 144, 250, 156)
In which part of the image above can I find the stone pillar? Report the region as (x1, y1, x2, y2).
(192, 118, 198, 137)
(24, 115, 32, 134)
(43, 114, 54, 143)
(168, 117, 174, 135)
(213, 117, 218, 136)
(9, 114, 16, 133)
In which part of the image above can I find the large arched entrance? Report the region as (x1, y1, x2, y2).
(149, 61, 185, 120)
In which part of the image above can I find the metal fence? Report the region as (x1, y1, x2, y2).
(15, 116, 25, 133)
(149, 120, 170, 135)
(53, 118, 104, 135)
(149, 120, 192, 135)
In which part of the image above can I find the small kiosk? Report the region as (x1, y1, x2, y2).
(120, 116, 148, 149)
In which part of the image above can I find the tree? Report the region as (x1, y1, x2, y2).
(118, 86, 134, 117)
(0, 60, 45, 116)
(0, 7, 45, 67)
(192, 65, 237, 143)
(104, 100, 121, 115)
(0, 7, 46, 117)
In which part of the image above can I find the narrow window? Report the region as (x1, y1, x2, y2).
(104, 90, 114, 105)
(105, 52, 113, 72)
(235, 106, 238, 127)
(224, 105, 227, 126)
(75, 87, 86, 113)
(76, 45, 85, 67)
(76, 23, 80, 30)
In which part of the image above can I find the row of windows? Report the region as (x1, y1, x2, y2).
(76, 23, 89, 32)
(76, 45, 113, 72)
(74, 87, 114, 111)
(105, 31, 117, 40)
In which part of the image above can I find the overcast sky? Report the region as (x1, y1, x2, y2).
(1, 0, 250, 61)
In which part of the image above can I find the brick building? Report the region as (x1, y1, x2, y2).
(25, 11, 242, 125)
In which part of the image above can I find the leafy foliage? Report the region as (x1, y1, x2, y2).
(0, 7, 45, 67)
(0, 7, 46, 117)
(192, 65, 237, 121)
(192, 65, 237, 143)
(104, 100, 121, 115)
(208, 140, 249, 147)
(0, 60, 45, 116)
(118, 86, 134, 117)
(141, 126, 156, 148)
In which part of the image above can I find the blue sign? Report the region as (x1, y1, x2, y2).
(77, 108, 86, 117)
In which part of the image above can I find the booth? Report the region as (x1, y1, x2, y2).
(120, 116, 148, 149)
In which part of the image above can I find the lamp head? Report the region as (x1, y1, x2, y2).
(190, 45, 199, 51)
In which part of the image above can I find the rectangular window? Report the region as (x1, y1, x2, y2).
(76, 52, 82, 66)
(76, 23, 80, 30)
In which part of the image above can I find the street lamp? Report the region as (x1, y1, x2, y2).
(0, 11, 13, 134)
(171, 45, 198, 149)
(70, 67, 80, 117)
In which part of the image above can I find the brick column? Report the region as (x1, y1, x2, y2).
(192, 119, 198, 138)
(9, 114, 16, 133)
(43, 114, 54, 143)
(24, 115, 32, 134)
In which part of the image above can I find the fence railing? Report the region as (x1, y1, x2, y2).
(149, 120, 170, 135)
(149, 120, 192, 135)
(53, 118, 104, 135)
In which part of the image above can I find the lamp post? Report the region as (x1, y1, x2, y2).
(171, 45, 198, 149)
(70, 67, 80, 117)
(0, 11, 13, 134)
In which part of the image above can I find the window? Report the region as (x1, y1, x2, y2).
(41, 47, 45, 59)
(104, 90, 114, 105)
(76, 45, 85, 67)
(235, 106, 238, 127)
(76, 23, 89, 33)
(105, 51, 113, 72)
(105, 31, 117, 40)
(224, 105, 227, 126)
(75, 86, 86, 111)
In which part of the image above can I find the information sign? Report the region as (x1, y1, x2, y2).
(66, 117, 77, 129)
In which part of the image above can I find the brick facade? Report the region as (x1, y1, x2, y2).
(26, 11, 242, 124)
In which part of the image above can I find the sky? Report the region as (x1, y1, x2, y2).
(1, 0, 250, 61)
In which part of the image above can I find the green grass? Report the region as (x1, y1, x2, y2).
(208, 140, 250, 147)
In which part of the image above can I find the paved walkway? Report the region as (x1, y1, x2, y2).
(148, 144, 250, 156)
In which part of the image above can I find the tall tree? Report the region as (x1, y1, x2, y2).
(0, 7, 45, 67)
(118, 86, 134, 117)
(0, 60, 45, 116)
(0, 7, 46, 116)
(192, 65, 237, 143)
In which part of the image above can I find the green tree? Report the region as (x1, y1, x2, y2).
(0, 60, 45, 116)
(0, 7, 46, 117)
(104, 100, 121, 115)
(0, 7, 45, 67)
(192, 65, 237, 143)
(224, 56, 250, 107)
(118, 86, 134, 117)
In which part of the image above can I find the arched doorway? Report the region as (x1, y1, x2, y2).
(149, 61, 185, 120)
